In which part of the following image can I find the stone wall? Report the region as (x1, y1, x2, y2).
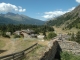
(40, 40, 61, 60)
(58, 40, 80, 55)
(39, 40, 80, 60)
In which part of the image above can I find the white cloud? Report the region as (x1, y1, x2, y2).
(42, 7, 75, 19)
(0, 2, 26, 12)
(76, 0, 80, 3)
(68, 7, 75, 12)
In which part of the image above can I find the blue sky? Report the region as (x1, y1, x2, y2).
(0, 0, 80, 21)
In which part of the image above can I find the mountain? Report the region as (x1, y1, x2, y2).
(46, 5, 80, 29)
(0, 12, 45, 25)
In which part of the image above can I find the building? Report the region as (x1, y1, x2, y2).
(14, 29, 37, 38)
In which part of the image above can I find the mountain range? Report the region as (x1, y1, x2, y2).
(46, 5, 80, 29)
(0, 12, 45, 25)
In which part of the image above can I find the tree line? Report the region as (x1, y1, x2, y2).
(0, 24, 54, 36)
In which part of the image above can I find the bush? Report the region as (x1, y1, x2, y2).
(4, 35, 10, 38)
(47, 32, 57, 39)
(44, 36, 48, 40)
(1, 32, 10, 38)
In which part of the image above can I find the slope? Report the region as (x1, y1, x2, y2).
(46, 5, 80, 29)
(0, 12, 45, 25)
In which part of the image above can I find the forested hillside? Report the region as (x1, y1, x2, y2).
(46, 5, 80, 29)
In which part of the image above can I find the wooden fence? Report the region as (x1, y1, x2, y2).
(0, 43, 38, 60)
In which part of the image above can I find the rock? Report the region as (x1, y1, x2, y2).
(58, 40, 80, 55)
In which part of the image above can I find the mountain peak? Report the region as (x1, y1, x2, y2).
(6, 12, 18, 16)
(0, 12, 44, 25)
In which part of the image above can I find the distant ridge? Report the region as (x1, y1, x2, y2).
(0, 12, 45, 25)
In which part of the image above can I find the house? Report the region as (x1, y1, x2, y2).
(14, 29, 37, 38)
(21, 29, 37, 38)
(14, 31, 21, 35)
(21, 29, 34, 35)
(6, 32, 11, 36)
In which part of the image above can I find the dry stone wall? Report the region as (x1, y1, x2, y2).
(40, 40, 61, 60)
(58, 40, 80, 55)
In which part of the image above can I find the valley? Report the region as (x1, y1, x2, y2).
(0, 3, 80, 60)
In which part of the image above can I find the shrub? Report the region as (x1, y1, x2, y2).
(1, 32, 10, 38)
(44, 36, 48, 40)
(47, 32, 57, 39)
(4, 35, 10, 38)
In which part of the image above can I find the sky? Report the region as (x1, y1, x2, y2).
(0, 0, 80, 21)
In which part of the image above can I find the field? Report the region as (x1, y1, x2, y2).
(0, 37, 49, 57)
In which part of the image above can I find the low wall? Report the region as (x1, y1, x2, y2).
(40, 40, 61, 60)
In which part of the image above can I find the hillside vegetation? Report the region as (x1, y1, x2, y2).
(46, 5, 80, 30)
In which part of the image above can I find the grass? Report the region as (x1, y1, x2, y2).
(53, 26, 80, 34)
(23, 44, 46, 60)
(12, 38, 48, 52)
(14, 39, 38, 52)
(61, 51, 80, 60)
(0, 40, 6, 49)
(0, 36, 48, 59)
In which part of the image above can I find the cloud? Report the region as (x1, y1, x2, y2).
(0, 2, 26, 12)
(76, 0, 80, 3)
(43, 11, 65, 19)
(42, 7, 75, 19)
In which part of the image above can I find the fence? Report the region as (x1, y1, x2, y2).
(0, 43, 38, 60)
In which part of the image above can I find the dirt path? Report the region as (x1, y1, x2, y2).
(0, 40, 16, 56)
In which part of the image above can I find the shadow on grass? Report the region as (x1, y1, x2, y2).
(0, 50, 7, 54)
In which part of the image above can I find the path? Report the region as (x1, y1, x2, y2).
(0, 40, 16, 56)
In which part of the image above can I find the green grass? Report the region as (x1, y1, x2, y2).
(14, 39, 38, 52)
(23, 44, 46, 60)
(61, 51, 80, 60)
(0, 40, 5, 49)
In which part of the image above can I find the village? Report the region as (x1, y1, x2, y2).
(6, 29, 45, 40)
